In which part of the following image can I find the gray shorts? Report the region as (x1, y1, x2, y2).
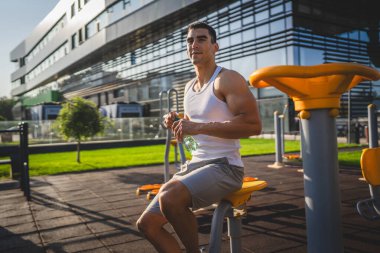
(144, 157, 244, 214)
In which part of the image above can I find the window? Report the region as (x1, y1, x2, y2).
(231, 55, 256, 79)
(20, 57, 25, 67)
(97, 12, 107, 31)
(96, 21, 101, 32)
(270, 5, 283, 16)
(138, 85, 149, 100)
(285, 2, 292, 12)
(360, 30, 369, 42)
(230, 33, 241, 46)
(86, 21, 96, 38)
(71, 3, 75, 17)
(78, 28, 83, 44)
(349, 30, 359, 40)
(243, 15, 254, 26)
(230, 20, 241, 31)
(109, 1, 124, 24)
(131, 52, 136, 65)
(256, 24, 269, 38)
(113, 88, 125, 98)
(219, 36, 230, 49)
(255, 10, 268, 22)
(72, 33, 77, 49)
(128, 86, 138, 101)
(270, 19, 285, 34)
(242, 28, 255, 42)
(257, 48, 286, 69)
(299, 47, 324, 66)
(219, 24, 229, 34)
(259, 87, 283, 98)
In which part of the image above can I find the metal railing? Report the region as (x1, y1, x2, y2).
(0, 122, 30, 200)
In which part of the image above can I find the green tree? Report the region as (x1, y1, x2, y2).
(0, 97, 16, 120)
(56, 97, 105, 163)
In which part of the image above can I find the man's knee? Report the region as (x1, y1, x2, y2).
(136, 212, 165, 236)
(159, 181, 191, 214)
(136, 214, 148, 234)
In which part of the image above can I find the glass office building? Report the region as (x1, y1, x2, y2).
(10, 0, 380, 132)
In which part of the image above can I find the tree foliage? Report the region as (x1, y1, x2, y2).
(0, 97, 16, 120)
(56, 97, 105, 163)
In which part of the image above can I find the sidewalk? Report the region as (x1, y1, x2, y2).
(0, 154, 379, 253)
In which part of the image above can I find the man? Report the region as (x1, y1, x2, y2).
(136, 21, 262, 253)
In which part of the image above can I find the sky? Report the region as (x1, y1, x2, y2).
(0, 0, 60, 98)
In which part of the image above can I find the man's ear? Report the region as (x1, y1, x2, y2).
(213, 42, 219, 53)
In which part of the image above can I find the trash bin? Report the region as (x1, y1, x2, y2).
(350, 121, 361, 144)
(1, 133, 12, 142)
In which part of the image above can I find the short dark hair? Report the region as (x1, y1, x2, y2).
(187, 21, 217, 43)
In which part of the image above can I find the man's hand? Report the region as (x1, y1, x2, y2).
(172, 119, 199, 142)
(163, 112, 177, 129)
(164, 112, 199, 141)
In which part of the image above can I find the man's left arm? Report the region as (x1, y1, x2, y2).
(173, 70, 262, 140)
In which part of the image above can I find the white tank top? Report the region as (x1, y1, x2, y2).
(184, 66, 243, 167)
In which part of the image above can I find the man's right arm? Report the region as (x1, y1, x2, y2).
(163, 79, 193, 128)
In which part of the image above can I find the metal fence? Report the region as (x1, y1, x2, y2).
(0, 122, 30, 200)
(0, 117, 163, 145)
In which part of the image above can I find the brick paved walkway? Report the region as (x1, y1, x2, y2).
(1, 154, 379, 253)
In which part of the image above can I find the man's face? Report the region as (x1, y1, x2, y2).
(186, 28, 218, 65)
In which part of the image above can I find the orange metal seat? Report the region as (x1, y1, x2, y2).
(223, 180, 267, 208)
(360, 147, 380, 186)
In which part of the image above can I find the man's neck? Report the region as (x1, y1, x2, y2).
(194, 63, 218, 88)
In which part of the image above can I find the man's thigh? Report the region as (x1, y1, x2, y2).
(174, 158, 243, 210)
(143, 157, 243, 213)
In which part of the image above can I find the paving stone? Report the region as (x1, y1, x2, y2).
(40, 223, 92, 243)
(4, 245, 46, 253)
(85, 217, 132, 234)
(0, 222, 37, 238)
(0, 153, 379, 253)
(0, 213, 35, 227)
(0, 231, 42, 252)
(33, 208, 75, 221)
(37, 215, 83, 230)
(96, 228, 142, 246)
(80, 209, 125, 222)
(0, 206, 31, 219)
(60, 190, 98, 202)
(108, 240, 156, 253)
(70, 202, 115, 215)
(67, 197, 104, 207)
(0, 199, 29, 213)
(76, 246, 111, 253)
(45, 234, 104, 253)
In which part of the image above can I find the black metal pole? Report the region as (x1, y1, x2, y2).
(19, 122, 30, 200)
(18, 123, 25, 192)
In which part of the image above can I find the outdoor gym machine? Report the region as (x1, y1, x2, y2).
(208, 178, 267, 253)
(356, 104, 380, 220)
(136, 88, 186, 199)
(249, 63, 380, 253)
(159, 88, 186, 182)
(270, 105, 301, 168)
(268, 110, 284, 168)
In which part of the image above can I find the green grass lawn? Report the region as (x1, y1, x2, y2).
(338, 150, 362, 167)
(0, 138, 362, 179)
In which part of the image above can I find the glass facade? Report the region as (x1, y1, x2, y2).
(24, 15, 67, 65)
(57, 0, 295, 121)
(15, 0, 380, 133)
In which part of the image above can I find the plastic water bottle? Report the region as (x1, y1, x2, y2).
(183, 135, 198, 154)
